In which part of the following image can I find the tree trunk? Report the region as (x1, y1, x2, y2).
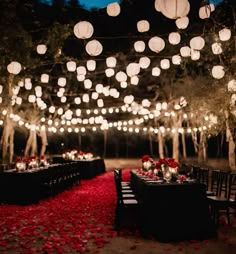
(149, 132, 153, 157)
(181, 132, 187, 159)
(103, 130, 107, 158)
(198, 131, 207, 162)
(158, 131, 164, 158)
(39, 128, 48, 156)
(24, 129, 37, 157)
(191, 131, 199, 154)
(172, 130, 179, 161)
(225, 110, 236, 170)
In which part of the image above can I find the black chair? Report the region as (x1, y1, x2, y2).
(113, 169, 139, 234)
(207, 170, 233, 225)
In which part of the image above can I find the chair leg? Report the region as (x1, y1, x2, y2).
(114, 203, 121, 235)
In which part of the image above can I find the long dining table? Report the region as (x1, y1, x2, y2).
(130, 170, 216, 242)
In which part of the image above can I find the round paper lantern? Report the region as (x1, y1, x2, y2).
(139, 57, 151, 69)
(130, 76, 139, 85)
(106, 57, 117, 68)
(124, 95, 134, 104)
(85, 40, 103, 56)
(172, 55, 182, 65)
(73, 21, 94, 39)
(105, 68, 115, 77)
(41, 74, 49, 83)
(137, 20, 150, 33)
(58, 77, 66, 87)
(84, 79, 92, 89)
(152, 67, 161, 76)
(82, 93, 89, 103)
(107, 2, 120, 17)
(36, 44, 47, 54)
(77, 66, 87, 75)
(191, 49, 200, 61)
(180, 46, 191, 57)
(148, 36, 165, 53)
(92, 92, 98, 100)
(77, 75, 85, 82)
(66, 61, 76, 72)
(212, 42, 222, 55)
(168, 32, 181, 45)
(154, 0, 162, 12)
(134, 41, 145, 52)
(219, 28, 231, 41)
(97, 99, 104, 108)
(227, 79, 236, 92)
(126, 63, 140, 77)
(115, 71, 127, 82)
(199, 5, 214, 19)
(7, 61, 21, 75)
(160, 59, 170, 69)
(212, 65, 225, 79)
(159, 0, 190, 19)
(95, 84, 103, 93)
(120, 81, 127, 88)
(142, 99, 151, 107)
(75, 97, 81, 104)
(28, 95, 36, 103)
(86, 60, 96, 71)
(190, 36, 205, 50)
(175, 16, 189, 29)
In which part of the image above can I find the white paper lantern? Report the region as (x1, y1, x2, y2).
(172, 55, 182, 65)
(168, 32, 181, 45)
(85, 40, 103, 56)
(107, 2, 120, 17)
(106, 56, 117, 67)
(124, 95, 134, 104)
(77, 66, 87, 75)
(115, 71, 127, 82)
(92, 92, 98, 100)
(134, 41, 145, 52)
(61, 96, 67, 103)
(137, 20, 150, 33)
(36, 44, 47, 54)
(84, 79, 92, 89)
(219, 28, 231, 41)
(7, 61, 21, 75)
(142, 99, 151, 107)
(139, 57, 151, 69)
(152, 67, 161, 76)
(191, 49, 200, 61)
(41, 74, 49, 83)
(227, 79, 236, 92)
(211, 65, 225, 79)
(175, 16, 189, 29)
(199, 5, 214, 19)
(28, 95, 36, 103)
(86, 60, 96, 71)
(180, 46, 191, 57)
(77, 75, 85, 82)
(97, 99, 104, 107)
(154, 0, 162, 12)
(211, 42, 222, 55)
(159, 0, 190, 19)
(25, 79, 32, 90)
(95, 84, 103, 93)
(82, 93, 89, 103)
(148, 36, 165, 53)
(74, 97, 81, 104)
(190, 36, 205, 50)
(0, 85, 3, 94)
(130, 76, 139, 85)
(66, 61, 76, 72)
(15, 97, 22, 105)
(105, 68, 115, 77)
(58, 77, 66, 87)
(160, 59, 170, 69)
(126, 63, 140, 77)
(73, 21, 94, 39)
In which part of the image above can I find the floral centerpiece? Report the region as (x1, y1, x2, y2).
(63, 150, 93, 160)
(15, 155, 49, 171)
(141, 154, 155, 171)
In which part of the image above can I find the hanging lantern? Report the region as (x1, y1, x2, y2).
(82, 93, 90, 103)
(139, 57, 151, 69)
(126, 63, 140, 77)
(86, 60, 96, 71)
(85, 40, 103, 56)
(199, 5, 214, 19)
(211, 65, 225, 79)
(66, 61, 76, 72)
(152, 67, 161, 76)
(227, 79, 236, 92)
(28, 95, 36, 103)
(41, 74, 49, 83)
(130, 76, 139, 85)
(36, 44, 47, 54)
(106, 56, 117, 67)
(74, 97, 81, 104)
(175, 16, 189, 29)
(105, 68, 115, 77)
(84, 79, 92, 89)
(97, 99, 104, 108)
(160, 59, 170, 69)
(134, 41, 145, 52)
(191, 49, 200, 61)
(73, 21, 94, 39)
(212, 42, 222, 55)
(92, 92, 98, 100)
(107, 2, 121, 17)
(137, 20, 150, 33)
(154, 0, 162, 12)
(95, 84, 103, 93)
(25, 78, 32, 90)
(142, 99, 151, 107)
(168, 32, 181, 45)
(190, 36, 205, 50)
(158, 0, 190, 19)
(77, 66, 87, 75)
(148, 36, 165, 53)
(77, 75, 85, 82)
(58, 77, 66, 87)
(115, 71, 127, 82)
(219, 28, 231, 41)
(7, 61, 21, 75)
(124, 95, 134, 104)
(172, 55, 182, 65)
(180, 46, 191, 57)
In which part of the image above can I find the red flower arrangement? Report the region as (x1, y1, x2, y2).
(141, 154, 150, 163)
(155, 157, 179, 170)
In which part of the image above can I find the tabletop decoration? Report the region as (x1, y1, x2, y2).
(63, 149, 94, 160)
(141, 154, 155, 172)
(15, 157, 27, 171)
(28, 156, 39, 169)
(39, 155, 49, 167)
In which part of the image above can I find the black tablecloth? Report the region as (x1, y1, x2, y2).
(130, 170, 216, 242)
(52, 157, 106, 179)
